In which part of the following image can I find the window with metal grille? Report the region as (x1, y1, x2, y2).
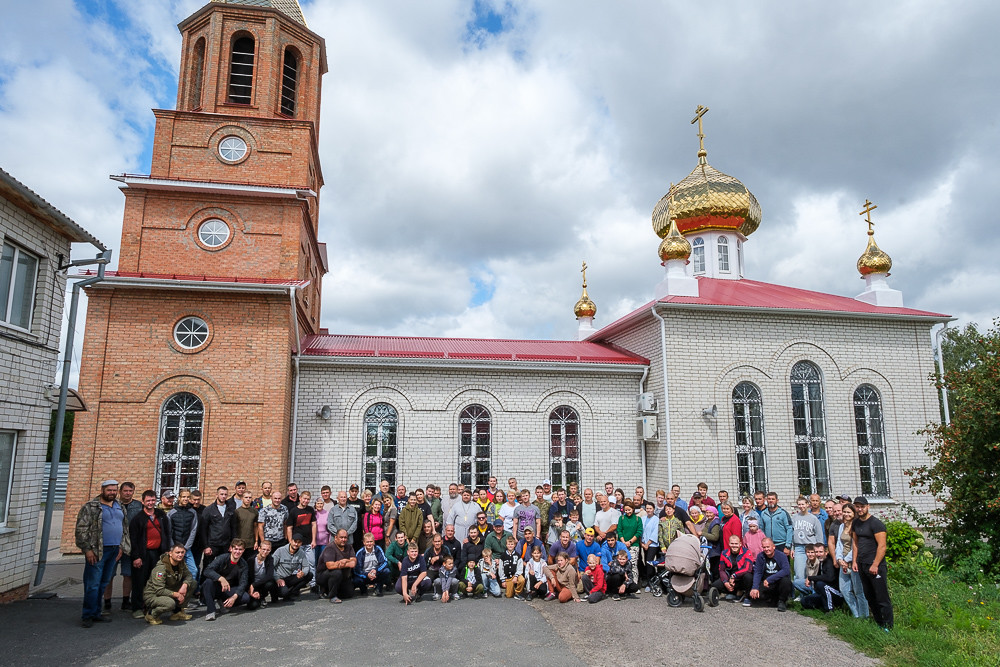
(0, 430, 15, 526)
(156, 393, 203, 495)
(280, 48, 298, 116)
(459, 405, 491, 489)
(718, 236, 730, 272)
(364, 403, 398, 490)
(0, 241, 39, 330)
(189, 38, 205, 109)
(790, 361, 830, 496)
(692, 237, 705, 274)
(733, 382, 767, 496)
(228, 35, 255, 104)
(854, 384, 890, 497)
(549, 406, 580, 489)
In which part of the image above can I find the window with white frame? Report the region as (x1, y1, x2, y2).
(1, 241, 39, 330)
(174, 316, 209, 349)
(0, 431, 15, 526)
(733, 382, 767, 496)
(364, 403, 398, 490)
(459, 405, 491, 489)
(692, 237, 705, 274)
(790, 361, 831, 496)
(549, 406, 580, 489)
(718, 236, 730, 272)
(854, 384, 890, 497)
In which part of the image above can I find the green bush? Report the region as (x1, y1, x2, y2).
(884, 520, 924, 564)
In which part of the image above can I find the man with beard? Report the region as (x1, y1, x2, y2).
(852, 497, 893, 630)
(76, 480, 130, 627)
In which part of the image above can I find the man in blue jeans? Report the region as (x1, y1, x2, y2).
(74, 479, 131, 627)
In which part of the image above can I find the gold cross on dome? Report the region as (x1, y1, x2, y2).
(581, 260, 588, 287)
(859, 199, 878, 232)
(691, 105, 709, 159)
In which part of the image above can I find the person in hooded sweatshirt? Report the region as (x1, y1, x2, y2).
(713, 534, 755, 604)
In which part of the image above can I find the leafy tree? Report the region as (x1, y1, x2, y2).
(909, 318, 1000, 579)
(938, 322, 983, 416)
(46, 410, 74, 462)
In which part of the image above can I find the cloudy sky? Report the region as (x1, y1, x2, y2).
(2, 0, 998, 356)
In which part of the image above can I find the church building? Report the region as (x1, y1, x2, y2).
(64, 0, 948, 548)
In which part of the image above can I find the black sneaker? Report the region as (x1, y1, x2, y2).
(514, 594, 525, 601)
(375, 587, 383, 597)
(612, 593, 621, 601)
(81, 618, 94, 628)
(103, 599, 111, 611)
(777, 601, 787, 612)
(121, 599, 132, 611)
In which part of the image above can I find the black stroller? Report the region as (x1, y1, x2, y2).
(649, 532, 719, 612)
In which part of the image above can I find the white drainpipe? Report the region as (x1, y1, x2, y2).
(650, 305, 673, 488)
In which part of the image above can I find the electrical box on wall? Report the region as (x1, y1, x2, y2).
(637, 415, 658, 441)
(638, 392, 657, 413)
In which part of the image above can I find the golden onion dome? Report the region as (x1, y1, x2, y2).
(574, 286, 597, 318)
(652, 159, 762, 238)
(658, 218, 692, 262)
(857, 231, 892, 275)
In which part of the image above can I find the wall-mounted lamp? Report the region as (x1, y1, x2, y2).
(702, 404, 717, 419)
(316, 405, 332, 420)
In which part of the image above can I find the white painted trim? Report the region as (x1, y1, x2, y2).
(110, 175, 316, 200)
(89, 276, 308, 294)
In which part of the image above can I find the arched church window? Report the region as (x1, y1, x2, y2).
(189, 38, 206, 110)
(718, 236, 730, 272)
(459, 405, 491, 489)
(733, 382, 767, 496)
(228, 35, 255, 104)
(549, 406, 580, 489)
(156, 393, 203, 495)
(790, 361, 830, 496)
(280, 48, 298, 116)
(854, 384, 890, 497)
(692, 237, 705, 274)
(364, 403, 398, 490)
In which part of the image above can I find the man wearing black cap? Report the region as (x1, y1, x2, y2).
(851, 497, 893, 630)
(346, 483, 367, 550)
(484, 518, 512, 555)
(226, 481, 247, 512)
(272, 533, 313, 599)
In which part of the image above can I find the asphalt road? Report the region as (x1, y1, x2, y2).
(2, 588, 879, 666)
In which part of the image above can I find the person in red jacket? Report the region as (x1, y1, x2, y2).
(712, 534, 755, 603)
(581, 553, 606, 603)
(720, 503, 743, 552)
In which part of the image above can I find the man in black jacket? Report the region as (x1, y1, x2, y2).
(128, 490, 171, 617)
(801, 542, 843, 612)
(244, 540, 277, 609)
(201, 486, 238, 568)
(201, 539, 249, 621)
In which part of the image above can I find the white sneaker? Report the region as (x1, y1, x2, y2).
(205, 612, 216, 621)
(644, 586, 651, 593)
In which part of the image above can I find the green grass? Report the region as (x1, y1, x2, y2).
(799, 567, 1000, 666)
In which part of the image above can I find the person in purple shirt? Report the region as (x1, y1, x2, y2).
(548, 529, 579, 568)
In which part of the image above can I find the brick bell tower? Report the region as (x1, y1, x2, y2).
(63, 0, 327, 548)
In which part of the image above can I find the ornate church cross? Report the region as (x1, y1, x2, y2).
(581, 260, 588, 287)
(691, 105, 709, 158)
(859, 199, 878, 233)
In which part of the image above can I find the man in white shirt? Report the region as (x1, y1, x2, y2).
(593, 494, 621, 543)
(446, 488, 479, 543)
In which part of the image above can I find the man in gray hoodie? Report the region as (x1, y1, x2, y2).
(791, 496, 824, 582)
(272, 533, 313, 599)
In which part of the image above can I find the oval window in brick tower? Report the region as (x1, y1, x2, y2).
(156, 392, 204, 495)
(174, 316, 209, 349)
(549, 406, 580, 489)
(364, 403, 398, 490)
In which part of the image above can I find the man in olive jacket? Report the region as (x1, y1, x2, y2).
(143, 544, 196, 625)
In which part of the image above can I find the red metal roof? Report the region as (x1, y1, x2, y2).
(589, 277, 949, 342)
(77, 269, 309, 287)
(301, 334, 649, 365)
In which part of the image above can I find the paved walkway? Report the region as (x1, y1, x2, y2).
(17, 509, 879, 666)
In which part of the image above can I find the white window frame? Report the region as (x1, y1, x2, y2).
(0, 430, 17, 527)
(218, 136, 248, 162)
(732, 382, 768, 496)
(459, 404, 491, 489)
(197, 219, 231, 248)
(854, 384, 891, 498)
(174, 316, 209, 349)
(549, 406, 581, 489)
(718, 236, 730, 272)
(692, 237, 706, 274)
(0, 241, 40, 331)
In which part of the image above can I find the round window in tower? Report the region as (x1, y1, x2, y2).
(197, 218, 230, 248)
(218, 135, 248, 162)
(174, 316, 209, 349)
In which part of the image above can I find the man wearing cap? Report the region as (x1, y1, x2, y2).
(157, 489, 175, 512)
(540, 479, 553, 502)
(76, 479, 131, 627)
(272, 533, 313, 599)
(575, 528, 602, 573)
(484, 518, 513, 555)
(851, 497, 893, 630)
(226, 481, 247, 512)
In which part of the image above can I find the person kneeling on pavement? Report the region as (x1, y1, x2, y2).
(353, 531, 391, 597)
(749, 537, 792, 611)
(143, 543, 195, 625)
(201, 539, 249, 621)
(317, 529, 357, 603)
(273, 532, 314, 599)
(712, 534, 754, 605)
(605, 549, 639, 601)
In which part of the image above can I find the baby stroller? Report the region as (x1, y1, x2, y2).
(649, 533, 719, 612)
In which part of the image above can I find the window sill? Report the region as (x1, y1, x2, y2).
(0, 526, 16, 536)
(0, 320, 38, 338)
(866, 497, 896, 505)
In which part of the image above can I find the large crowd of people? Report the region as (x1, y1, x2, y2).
(74, 476, 893, 632)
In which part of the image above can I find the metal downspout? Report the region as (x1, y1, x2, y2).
(289, 286, 301, 482)
(934, 323, 951, 426)
(650, 305, 673, 488)
(638, 366, 649, 492)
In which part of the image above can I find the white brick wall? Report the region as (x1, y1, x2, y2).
(293, 363, 647, 494)
(0, 197, 73, 597)
(605, 307, 941, 512)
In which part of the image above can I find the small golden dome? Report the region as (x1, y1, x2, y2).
(574, 287, 597, 319)
(857, 232, 892, 275)
(652, 160, 762, 239)
(658, 218, 692, 262)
